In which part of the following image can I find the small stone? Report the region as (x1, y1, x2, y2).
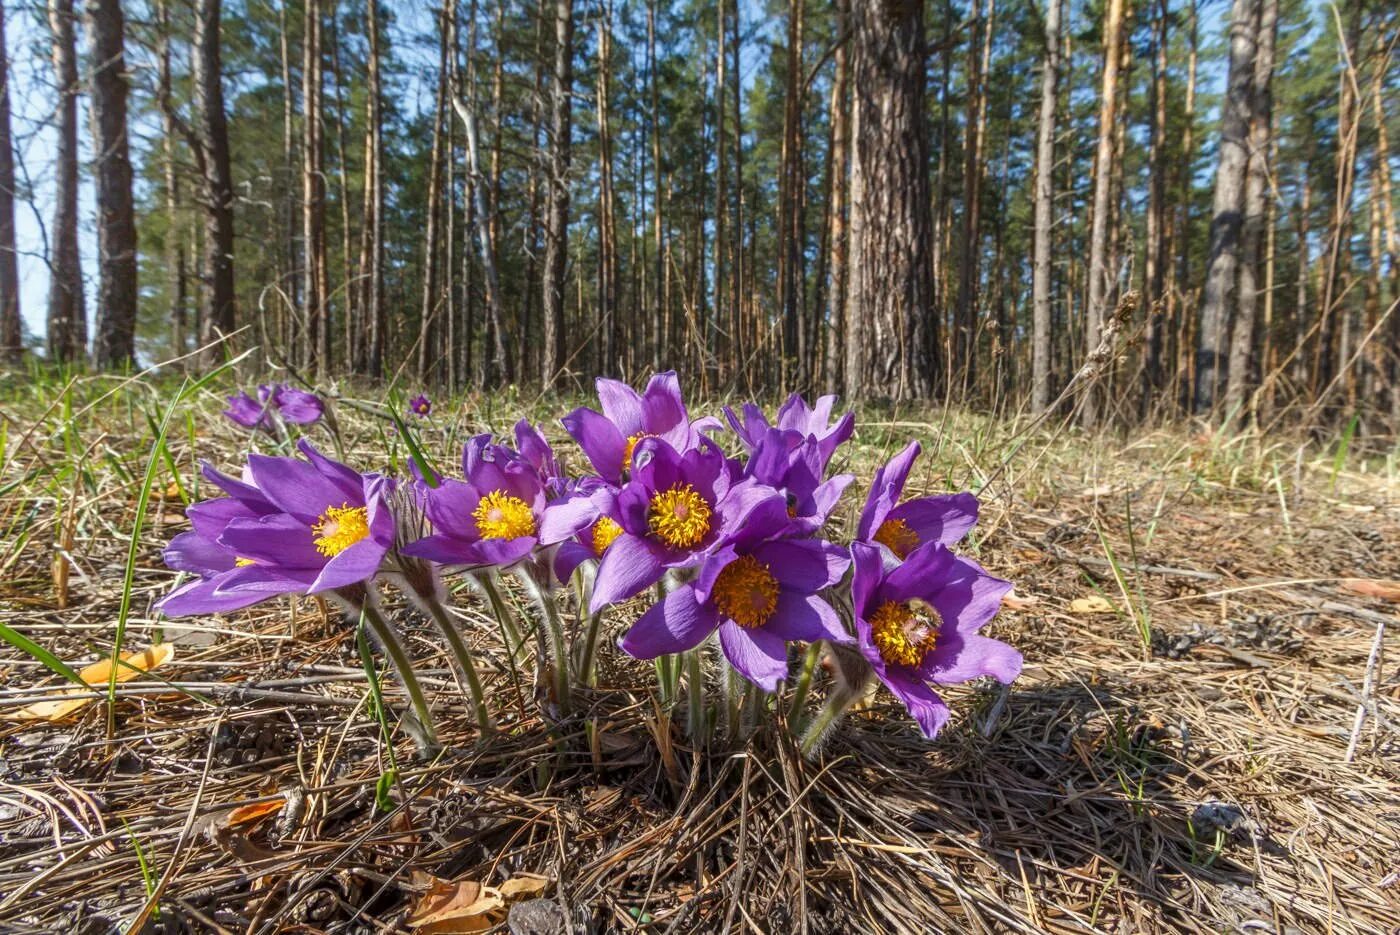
(507, 898, 568, 935)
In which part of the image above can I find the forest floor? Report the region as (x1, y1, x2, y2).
(0, 370, 1397, 934)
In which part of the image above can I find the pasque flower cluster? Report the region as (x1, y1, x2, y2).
(163, 373, 1021, 748)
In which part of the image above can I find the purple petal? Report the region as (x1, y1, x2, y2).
(889, 492, 980, 548)
(275, 387, 324, 424)
(641, 371, 687, 440)
(163, 531, 235, 576)
(856, 441, 921, 541)
(618, 584, 720, 658)
(879, 668, 952, 738)
(878, 542, 958, 606)
(218, 514, 326, 569)
(185, 498, 259, 539)
(919, 632, 1023, 685)
(849, 542, 885, 621)
(308, 536, 388, 592)
(200, 462, 273, 509)
(247, 454, 350, 524)
(296, 439, 365, 501)
(157, 575, 280, 616)
(553, 541, 596, 583)
(762, 592, 849, 644)
(751, 538, 849, 591)
(590, 533, 667, 612)
(539, 493, 600, 545)
(420, 478, 483, 541)
(927, 556, 1014, 635)
(595, 377, 646, 436)
(561, 407, 628, 482)
(692, 543, 740, 604)
(718, 622, 789, 692)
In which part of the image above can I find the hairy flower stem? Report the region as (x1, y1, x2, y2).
(344, 591, 439, 754)
(721, 659, 742, 741)
(685, 649, 707, 742)
(787, 642, 823, 724)
(576, 611, 604, 687)
(474, 572, 525, 666)
(419, 593, 493, 736)
(517, 567, 572, 718)
(798, 689, 858, 759)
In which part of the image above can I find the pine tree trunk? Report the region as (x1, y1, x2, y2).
(0, 0, 22, 362)
(1141, 0, 1168, 412)
(1225, 0, 1277, 421)
(85, 0, 138, 369)
(364, 0, 384, 376)
(1081, 0, 1127, 426)
(301, 0, 325, 373)
(846, 0, 933, 401)
(47, 0, 86, 363)
(595, 5, 618, 377)
(778, 0, 805, 387)
(541, 0, 573, 389)
(416, 10, 448, 383)
(1194, 0, 1257, 414)
(1031, 0, 1062, 414)
(954, 0, 989, 393)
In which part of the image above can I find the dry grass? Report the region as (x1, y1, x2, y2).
(1, 370, 1397, 934)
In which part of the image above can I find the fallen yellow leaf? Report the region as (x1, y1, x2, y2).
(6, 644, 175, 721)
(407, 871, 553, 933)
(497, 874, 549, 900)
(1069, 596, 1116, 615)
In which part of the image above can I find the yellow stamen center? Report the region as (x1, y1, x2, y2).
(712, 555, 780, 628)
(312, 503, 371, 557)
(874, 518, 920, 559)
(869, 600, 941, 667)
(234, 557, 256, 567)
(623, 432, 653, 470)
(591, 517, 624, 556)
(473, 490, 537, 540)
(647, 482, 712, 549)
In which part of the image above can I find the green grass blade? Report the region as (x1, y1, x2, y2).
(0, 621, 87, 687)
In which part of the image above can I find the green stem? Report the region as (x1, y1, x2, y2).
(685, 649, 706, 742)
(577, 611, 604, 688)
(420, 592, 493, 735)
(798, 688, 858, 759)
(517, 568, 572, 717)
(359, 600, 439, 752)
(787, 642, 823, 726)
(476, 572, 525, 665)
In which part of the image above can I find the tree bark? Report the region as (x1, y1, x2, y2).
(1225, 0, 1277, 421)
(1030, 0, 1062, 414)
(85, 0, 138, 369)
(47, 0, 86, 363)
(846, 0, 933, 401)
(1194, 0, 1256, 414)
(416, 8, 449, 383)
(1141, 0, 1168, 411)
(1081, 0, 1127, 426)
(301, 0, 326, 374)
(540, 0, 573, 389)
(0, 0, 21, 361)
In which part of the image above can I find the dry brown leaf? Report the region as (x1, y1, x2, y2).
(1069, 595, 1116, 615)
(497, 874, 549, 900)
(7, 644, 175, 721)
(1341, 578, 1400, 603)
(1001, 590, 1040, 610)
(226, 799, 285, 829)
(408, 873, 503, 933)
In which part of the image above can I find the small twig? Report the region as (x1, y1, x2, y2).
(1345, 616, 1389, 763)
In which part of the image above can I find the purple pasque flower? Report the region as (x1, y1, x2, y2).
(268, 384, 324, 424)
(849, 540, 1021, 738)
(223, 391, 274, 430)
(586, 436, 784, 613)
(746, 427, 854, 535)
(157, 442, 395, 615)
(546, 484, 624, 584)
(725, 393, 854, 467)
(513, 419, 563, 492)
(561, 371, 721, 485)
(856, 441, 980, 561)
(408, 394, 432, 418)
(619, 519, 851, 691)
(403, 435, 584, 569)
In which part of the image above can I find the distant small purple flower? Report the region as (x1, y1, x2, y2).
(849, 541, 1021, 738)
(409, 394, 432, 418)
(620, 529, 850, 691)
(586, 436, 785, 613)
(403, 435, 586, 570)
(561, 371, 721, 485)
(726, 393, 854, 468)
(856, 441, 979, 561)
(269, 385, 324, 424)
(223, 391, 273, 430)
(158, 442, 394, 615)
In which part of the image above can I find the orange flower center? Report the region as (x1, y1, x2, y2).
(591, 517, 624, 556)
(874, 518, 920, 559)
(623, 432, 653, 470)
(647, 483, 712, 549)
(711, 555, 780, 628)
(312, 504, 371, 557)
(868, 600, 941, 667)
(473, 490, 536, 540)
